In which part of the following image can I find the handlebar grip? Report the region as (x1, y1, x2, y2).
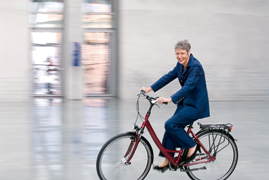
(163, 102, 168, 105)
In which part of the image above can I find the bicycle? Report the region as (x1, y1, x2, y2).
(96, 91, 238, 180)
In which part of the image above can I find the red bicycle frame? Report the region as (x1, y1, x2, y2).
(134, 113, 216, 167)
(124, 92, 216, 168)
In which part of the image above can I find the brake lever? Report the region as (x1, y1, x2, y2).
(151, 97, 160, 108)
(152, 97, 168, 105)
(151, 99, 158, 104)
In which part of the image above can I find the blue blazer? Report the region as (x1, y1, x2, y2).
(151, 54, 210, 120)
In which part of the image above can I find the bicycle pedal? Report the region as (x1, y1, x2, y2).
(181, 166, 206, 172)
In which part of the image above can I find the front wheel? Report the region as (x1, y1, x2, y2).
(185, 130, 238, 180)
(96, 132, 153, 180)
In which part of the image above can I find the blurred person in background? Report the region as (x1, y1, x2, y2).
(140, 40, 210, 172)
(46, 57, 58, 94)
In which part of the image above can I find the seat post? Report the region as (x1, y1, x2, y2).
(188, 123, 194, 129)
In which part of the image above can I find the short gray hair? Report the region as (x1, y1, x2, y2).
(174, 40, 191, 53)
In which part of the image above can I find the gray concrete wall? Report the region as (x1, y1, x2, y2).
(119, 0, 269, 101)
(0, 1, 31, 102)
(0, 3, 31, 180)
(62, 0, 83, 100)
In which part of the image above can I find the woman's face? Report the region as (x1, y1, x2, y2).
(175, 48, 190, 67)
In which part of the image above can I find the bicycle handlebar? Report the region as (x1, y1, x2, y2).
(139, 90, 168, 105)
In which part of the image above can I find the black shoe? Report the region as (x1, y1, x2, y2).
(185, 144, 201, 163)
(153, 165, 169, 173)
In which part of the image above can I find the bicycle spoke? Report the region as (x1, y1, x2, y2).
(186, 130, 238, 180)
(216, 140, 230, 154)
(96, 133, 153, 180)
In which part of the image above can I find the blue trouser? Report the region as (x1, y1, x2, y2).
(159, 107, 197, 157)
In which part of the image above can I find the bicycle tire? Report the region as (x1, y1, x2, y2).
(96, 132, 153, 180)
(185, 130, 238, 180)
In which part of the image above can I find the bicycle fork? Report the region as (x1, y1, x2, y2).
(121, 133, 141, 165)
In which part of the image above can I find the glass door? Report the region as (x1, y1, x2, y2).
(81, 0, 116, 97)
(31, 31, 62, 95)
(30, 0, 64, 96)
(82, 31, 113, 95)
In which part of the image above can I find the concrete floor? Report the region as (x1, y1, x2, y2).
(0, 98, 268, 180)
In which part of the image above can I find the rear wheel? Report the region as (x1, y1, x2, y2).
(185, 130, 238, 180)
(96, 133, 153, 180)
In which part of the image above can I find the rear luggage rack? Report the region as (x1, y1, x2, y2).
(198, 122, 233, 132)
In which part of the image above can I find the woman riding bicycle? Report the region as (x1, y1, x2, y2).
(140, 40, 210, 172)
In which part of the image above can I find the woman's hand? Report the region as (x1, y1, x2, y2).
(157, 97, 172, 104)
(140, 87, 152, 94)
